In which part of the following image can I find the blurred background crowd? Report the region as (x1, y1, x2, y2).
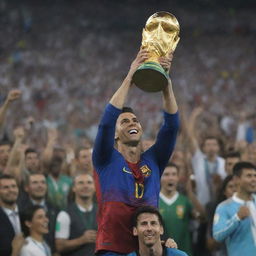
(0, 0, 256, 255)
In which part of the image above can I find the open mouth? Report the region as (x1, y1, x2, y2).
(42, 222, 48, 229)
(128, 129, 138, 135)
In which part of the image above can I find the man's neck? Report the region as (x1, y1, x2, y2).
(1, 202, 16, 211)
(50, 173, 60, 181)
(118, 143, 141, 163)
(30, 231, 43, 242)
(75, 196, 93, 210)
(161, 189, 177, 199)
(139, 243, 163, 256)
(206, 154, 217, 162)
(236, 189, 253, 201)
(30, 197, 44, 205)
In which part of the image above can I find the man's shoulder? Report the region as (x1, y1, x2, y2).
(166, 247, 188, 256)
(216, 197, 237, 213)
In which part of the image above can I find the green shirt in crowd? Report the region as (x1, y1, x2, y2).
(47, 174, 72, 211)
(159, 192, 193, 256)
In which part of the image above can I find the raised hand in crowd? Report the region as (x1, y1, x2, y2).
(11, 233, 26, 256)
(0, 89, 22, 129)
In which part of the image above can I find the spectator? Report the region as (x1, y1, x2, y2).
(213, 162, 256, 256)
(207, 175, 237, 256)
(159, 163, 205, 256)
(46, 156, 72, 211)
(224, 152, 241, 176)
(0, 174, 24, 256)
(70, 146, 93, 176)
(20, 205, 51, 256)
(55, 173, 97, 256)
(18, 172, 58, 252)
(0, 140, 12, 174)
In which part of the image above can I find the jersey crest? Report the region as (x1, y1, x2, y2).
(140, 165, 152, 177)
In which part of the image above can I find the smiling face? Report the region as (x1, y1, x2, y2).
(133, 213, 163, 248)
(25, 152, 40, 172)
(236, 168, 256, 195)
(73, 174, 95, 200)
(26, 174, 47, 201)
(0, 144, 11, 167)
(26, 208, 49, 236)
(115, 112, 143, 146)
(0, 178, 18, 206)
(161, 166, 179, 195)
(202, 138, 220, 158)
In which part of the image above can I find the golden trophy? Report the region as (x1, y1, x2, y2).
(133, 12, 180, 92)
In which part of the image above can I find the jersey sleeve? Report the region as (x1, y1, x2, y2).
(92, 103, 122, 169)
(213, 203, 241, 242)
(150, 111, 179, 174)
(55, 211, 71, 239)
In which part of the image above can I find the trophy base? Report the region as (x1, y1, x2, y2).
(133, 62, 169, 92)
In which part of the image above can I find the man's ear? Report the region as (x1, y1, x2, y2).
(133, 227, 138, 236)
(160, 225, 164, 236)
(25, 220, 32, 229)
(233, 175, 240, 186)
(114, 131, 118, 141)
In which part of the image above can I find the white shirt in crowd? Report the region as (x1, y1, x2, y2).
(55, 203, 93, 239)
(192, 149, 226, 206)
(20, 236, 51, 256)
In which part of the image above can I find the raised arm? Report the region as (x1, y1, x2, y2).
(109, 49, 148, 109)
(186, 106, 203, 154)
(93, 50, 148, 168)
(158, 52, 178, 114)
(148, 53, 179, 172)
(0, 90, 21, 129)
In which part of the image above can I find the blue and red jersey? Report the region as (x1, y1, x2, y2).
(92, 103, 179, 254)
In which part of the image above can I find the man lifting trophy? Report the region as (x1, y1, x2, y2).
(133, 12, 180, 92)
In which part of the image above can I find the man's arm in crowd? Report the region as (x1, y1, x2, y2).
(0, 90, 21, 129)
(5, 127, 25, 183)
(56, 230, 96, 253)
(213, 204, 250, 242)
(185, 172, 206, 220)
(55, 211, 96, 253)
(186, 106, 203, 154)
(41, 128, 58, 165)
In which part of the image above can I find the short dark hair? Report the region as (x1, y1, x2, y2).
(132, 206, 164, 228)
(75, 146, 91, 159)
(0, 174, 16, 183)
(49, 155, 63, 168)
(217, 175, 234, 203)
(233, 161, 256, 177)
(25, 148, 38, 157)
(165, 162, 179, 173)
(21, 205, 44, 236)
(0, 140, 12, 147)
(122, 107, 135, 114)
(225, 151, 241, 159)
(24, 172, 46, 186)
(203, 136, 219, 145)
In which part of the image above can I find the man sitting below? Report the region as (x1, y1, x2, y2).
(128, 206, 188, 256)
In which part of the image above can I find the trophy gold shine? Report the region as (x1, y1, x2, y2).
(133, 12, 180, 92)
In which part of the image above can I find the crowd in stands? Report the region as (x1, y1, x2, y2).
(0, 0, 256, 255)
